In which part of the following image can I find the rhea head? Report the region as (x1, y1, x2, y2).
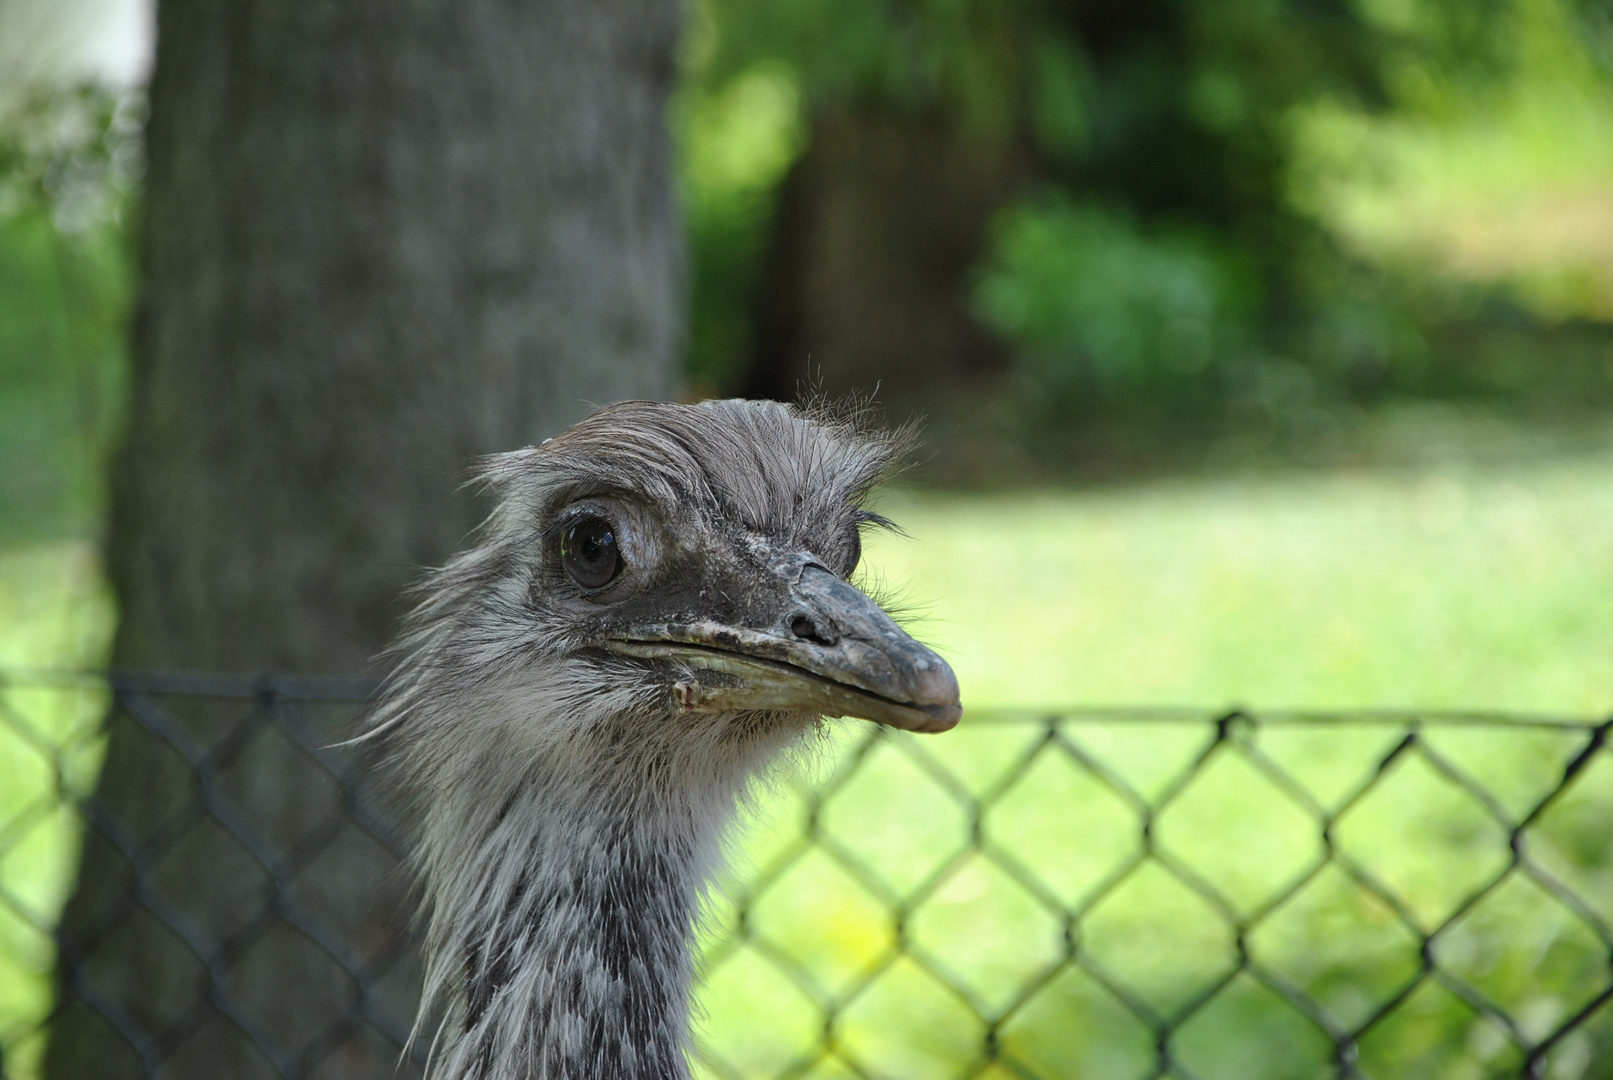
(374, 397, 960, 780)
(372, 398, 961, 1080)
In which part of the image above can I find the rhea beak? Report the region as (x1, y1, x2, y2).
(606, 563, 962, 734)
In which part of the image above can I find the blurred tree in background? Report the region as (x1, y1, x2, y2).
(675, 0, 1613, 469)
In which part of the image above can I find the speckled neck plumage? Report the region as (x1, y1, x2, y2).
(450, 774, 700, 1080)
(412, 708, 807, 1080)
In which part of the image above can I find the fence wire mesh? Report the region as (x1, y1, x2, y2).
(0, 671, 1608, 1080)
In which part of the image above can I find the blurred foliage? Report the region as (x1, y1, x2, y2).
(973, 197, 1257, 416)
(0, 84, 137, 545)
(678, 0, 1613, 427)
(676, 0, 1383, 402)
(1292, 0, 1613, 322)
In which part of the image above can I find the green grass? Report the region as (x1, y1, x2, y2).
(866, 455, 1613, 715)
(2, 451, 1612, 1077)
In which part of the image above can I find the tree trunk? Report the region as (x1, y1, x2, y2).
(46, 1, 683, 1077)
(742, 107, 1023, 423)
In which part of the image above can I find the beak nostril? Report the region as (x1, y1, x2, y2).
(790, 614, 839, 647)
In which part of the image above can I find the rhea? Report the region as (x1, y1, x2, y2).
(368, 399, 961, 1080)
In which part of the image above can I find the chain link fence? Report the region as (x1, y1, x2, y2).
(0, 671, 1608, 1079)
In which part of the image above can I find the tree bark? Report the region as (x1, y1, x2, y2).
(47, 1, 683, 1077)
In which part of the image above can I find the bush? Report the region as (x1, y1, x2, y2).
(974, 197, 1257, 417)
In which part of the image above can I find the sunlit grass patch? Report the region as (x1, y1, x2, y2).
(0, 544, 111, 1077)
(0, 678, 107, 1080)
(0, 542, 112, 672)
(866, 455, 1613, 714)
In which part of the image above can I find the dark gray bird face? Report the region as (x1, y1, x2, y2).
(377, 400, 962, 752)
(534, 487, 960, 733)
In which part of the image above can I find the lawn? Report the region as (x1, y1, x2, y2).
(1, 449, 1611, 1078)
(864, 454, 1613, 716)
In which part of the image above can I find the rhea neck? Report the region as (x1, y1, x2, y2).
(422, 708, 801, 1080)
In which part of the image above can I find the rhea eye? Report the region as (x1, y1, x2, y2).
(561, 516, 621, 589)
